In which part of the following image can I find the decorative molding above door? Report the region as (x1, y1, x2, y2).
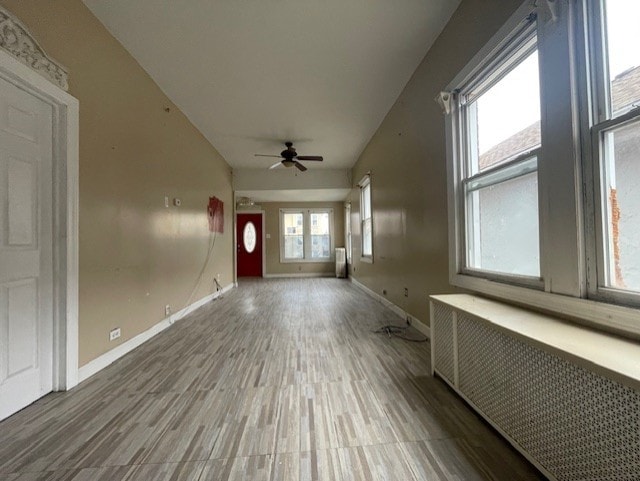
(0, 6, 68, 91)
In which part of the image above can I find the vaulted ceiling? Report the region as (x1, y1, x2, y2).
(83, 0, 460, 175)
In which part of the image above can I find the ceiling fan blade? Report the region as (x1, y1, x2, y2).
(294, 161, 307, 172)
(269, 161, 282, 170)
(255, 154, 282, 158)
(296, 155, 323, 161)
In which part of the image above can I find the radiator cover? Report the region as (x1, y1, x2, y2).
(431, 298, 640, 481)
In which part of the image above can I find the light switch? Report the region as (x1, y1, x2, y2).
(266, 233, 271, 239)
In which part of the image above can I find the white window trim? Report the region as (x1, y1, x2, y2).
(580, 0, 640, 308)
(359, 174, 373, 263)
(443, 1, 640, 338)
(279, 208, 335, 263)
(345, 202, 352, 264)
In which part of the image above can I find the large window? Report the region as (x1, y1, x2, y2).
(279, 208, 334, 262)
(456, 18, 540, 282)
(359, 175, 373, 261)
(588, 0, 640, 300)
(444, 1, 640, 336)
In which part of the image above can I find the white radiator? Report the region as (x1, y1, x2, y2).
(335, 247, 346, 278)
(430, 295, 640, 481)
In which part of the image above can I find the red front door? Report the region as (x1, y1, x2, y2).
(236, 213, 263, 277)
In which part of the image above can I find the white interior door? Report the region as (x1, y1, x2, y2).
(0, 76, 54, 420)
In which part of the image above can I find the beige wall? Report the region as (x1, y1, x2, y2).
(349, 0, 522, 326)
(0, 0, 234, 366)
(261, 202, 345, 276)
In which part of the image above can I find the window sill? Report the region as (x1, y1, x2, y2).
(451, 273, 640, 340)
(431, 293, 640, 395)
(360, 256, 373, 264)
(280, 258, 334, 264)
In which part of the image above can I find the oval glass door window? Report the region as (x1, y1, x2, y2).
(243, 222, 257, 253)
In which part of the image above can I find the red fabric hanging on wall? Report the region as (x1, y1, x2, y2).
(207, 197, 224, 233)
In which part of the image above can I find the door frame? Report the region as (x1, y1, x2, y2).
(235, 210, 265, 278)
(0, 49, 79, 391)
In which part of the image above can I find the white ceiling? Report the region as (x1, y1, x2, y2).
(83, 0, 460, 171)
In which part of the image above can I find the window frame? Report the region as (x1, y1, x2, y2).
(279, 208, 335, 263)
(280, 209, 305, 261)
(582, 0, 640, 307)
(450, 10, 542, 288)
(359, 174, 373, 263)
(443, 0, 640, 338)
(345, 202, 352, 264)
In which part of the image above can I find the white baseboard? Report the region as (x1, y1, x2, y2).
(78, 283, 235, 383)
(350, 277, 430, 338)
(263, 272, 334, 278)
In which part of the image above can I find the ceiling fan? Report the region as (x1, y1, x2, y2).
(255, 141, 323, 172)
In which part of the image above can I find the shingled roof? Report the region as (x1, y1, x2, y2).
(477, 65, 640, 171)
(612, 65, 640, 113)
(479, 122, 540, 170)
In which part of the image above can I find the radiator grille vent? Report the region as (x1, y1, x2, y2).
(456, 313, 640, 481)
(432, 303, 454, 383)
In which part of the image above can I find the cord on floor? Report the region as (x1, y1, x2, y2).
(373, 324, 428, 343)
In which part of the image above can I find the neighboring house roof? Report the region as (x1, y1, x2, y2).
(479, 122, 540, 170)
(477, 65, 640, 171)
(612, 65, 640, 113)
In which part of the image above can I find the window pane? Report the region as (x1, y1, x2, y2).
(362, 184, 371, 219)
(283, 213, 303, 235)
(605, 0, 640, 116)
(362, 218, 372, 256)
(284, 235, 304, 259)
(473, 51, 540, 173)
(602, 120, 640, 292)
(467, 172, 539, 276)
(243, 221, 257, 253)
(310, 213, 329, 235)
(311, 235, 330, 259)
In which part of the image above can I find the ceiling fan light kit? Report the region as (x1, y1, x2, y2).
(255, 141, 323, 172)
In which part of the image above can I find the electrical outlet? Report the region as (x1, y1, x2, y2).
(109, 327, 121, 341)
(165, 304, 171, 316)
(404, 287, 409, 297)
(164, 195, 169, 208)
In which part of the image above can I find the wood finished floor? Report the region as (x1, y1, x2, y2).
(0, 278, 545, 481)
